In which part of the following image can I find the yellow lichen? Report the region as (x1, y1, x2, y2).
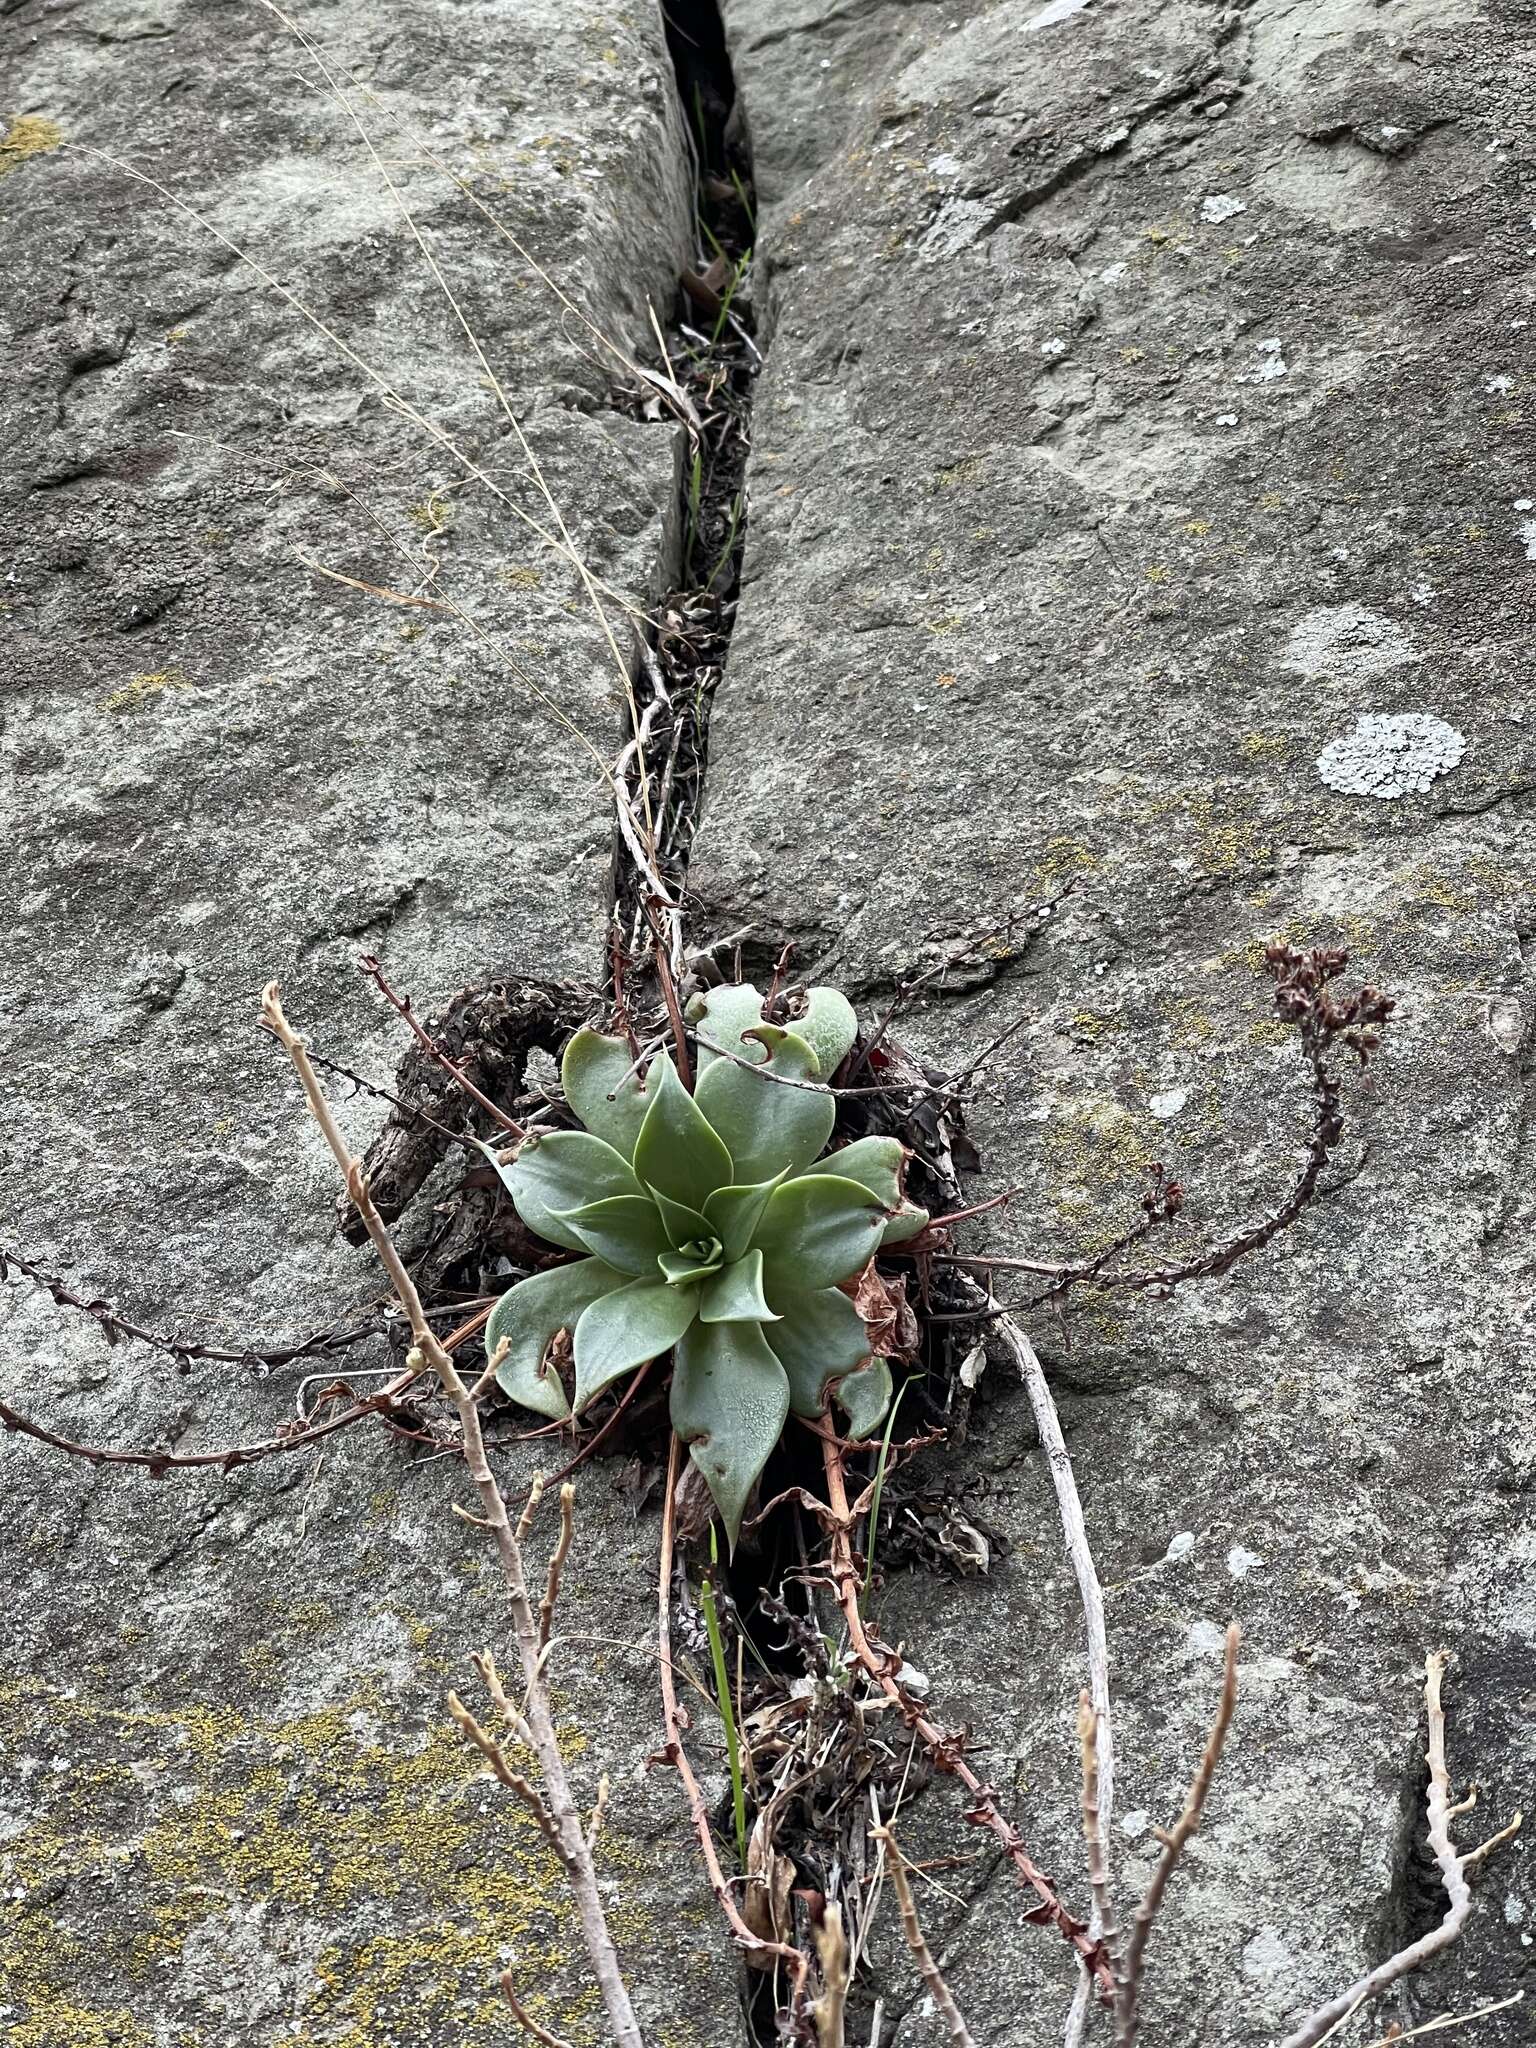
(1071, 1009, 1119, 1041)
(1240, 732, 1288, 762)
(1143, 791, 1270, 878)
(99, 668, 191, 714)
(0, 114, 63, 175)
(0, 1676, 587, 2048)
(1033, 834, 1101, 885)
(1043, 1097, 1159, 1247)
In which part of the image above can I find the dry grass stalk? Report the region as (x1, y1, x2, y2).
(1078, 1693, 1120, 1971)
(871, 1823, 976, 2048)
(1277, 1652, 1523, 2048)
(811, 1901, 850, 2048)
(263, 982, 643, 2048)
(264, 8, 665, 869)
(1116, 1623, 1240, 2048)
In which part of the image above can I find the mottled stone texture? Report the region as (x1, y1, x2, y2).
(699, 0, 1536, 2041)
(0, 3, 721, 2044)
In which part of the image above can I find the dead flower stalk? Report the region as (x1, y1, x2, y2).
(817, 1424, 1116, 1997)
(262, 982, 643, 2048)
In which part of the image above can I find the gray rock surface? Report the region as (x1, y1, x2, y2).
(0, 4, 726, 2044)
(696, 0, 1536, 2040)
(8, 0, 1536, 2042)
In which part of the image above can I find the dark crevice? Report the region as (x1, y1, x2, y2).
(607, 0, 758, 958)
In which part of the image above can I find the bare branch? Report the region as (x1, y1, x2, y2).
(446, 1690, 561, 1847)
(471, 1649, 534, 1752)
(1117, 1623, 1240, 2048)
(1078, 1695, 1120, 1971)
(263, 982, 643, 2048)
(586, 1773, 612, 1854)
(871, 1823, 976, 2048)
(1277, 1652, 1522, 2048)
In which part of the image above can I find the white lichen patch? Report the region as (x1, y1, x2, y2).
(1278, 603, 1415, 680)
(1316, 713, 1466, 799)
(1028, 0, 1092, 26)
(1200, 193, 1246, 223)
(1241, 336, 1288, 382)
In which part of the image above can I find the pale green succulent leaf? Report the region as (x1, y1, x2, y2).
(814, 1136, 906, 1205)
(496, 1131, 641, 1253)
(835, 1356, 895, 1440)
(762, 1283, 872, 1416)
(880, 1203, 930, 1246)
(572, 1279, 698, 1411)
(486, 1258, 627, 1419)
(694, 1025, 834, 1184)
(792, 987, 859, 1080)
(698, 1248, 778, 1325)
(632, 1056, 735, 1211)
(658, 1239, 725, 1285)
(650, 1187, 713, 1251)
(686, 982, 767, 1074)
(703, 1172, 788, 1261)
(556, 1194, 670, 1277)
(560, 1030, 666, 1160)
(753, 1173, 886, 1293)
(814, 1136, 931, 1246)
(670, 1319, 790, 1551)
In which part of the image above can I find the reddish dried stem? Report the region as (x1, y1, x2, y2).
(360, 952, 525, 1137)
(0, 1305, 494, 1476)
(819, 1429, 1114, 1997)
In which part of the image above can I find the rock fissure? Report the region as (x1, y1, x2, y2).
(611, 0, 760, 961)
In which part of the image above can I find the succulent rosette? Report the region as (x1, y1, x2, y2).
(483, 983, 927, 1544)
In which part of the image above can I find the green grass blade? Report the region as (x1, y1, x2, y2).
(701, 1534, 749, 1869)
(860, 1376, 909, 1606)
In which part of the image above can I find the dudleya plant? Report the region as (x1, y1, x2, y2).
(484, 983, 927, 1545)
